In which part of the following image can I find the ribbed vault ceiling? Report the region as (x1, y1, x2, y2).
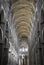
(11, 0, 35, 41)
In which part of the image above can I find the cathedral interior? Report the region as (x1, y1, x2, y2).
(0, 0, 44, 65)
